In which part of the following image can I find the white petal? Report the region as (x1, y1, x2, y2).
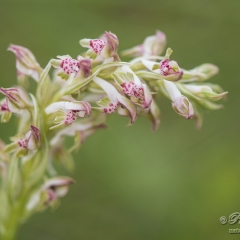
(93, 77, 118, 103)
(163, 80, 181, 101)
(65, 102, 86, 111)
(141, 59, 158, 71)
(45, 102, 66, 114)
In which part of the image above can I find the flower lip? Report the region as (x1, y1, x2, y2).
(90, 39, 106, 53)
(60, 57, 80, 75)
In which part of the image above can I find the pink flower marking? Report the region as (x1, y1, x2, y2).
(18, 138, 29, 149)
(103, 103, 118, 114)
(133, 86, 144, 100)
(160, 59, 177, 76)
(121, 82, 137, 96)
(0, 87, 19, 103)
(60, 58, 80, 75)
(30, 125, 41, 143)
(90, 39, 106, 53)
(64, 110, 78, 125)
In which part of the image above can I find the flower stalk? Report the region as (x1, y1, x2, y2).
(0, 30, 227, 239)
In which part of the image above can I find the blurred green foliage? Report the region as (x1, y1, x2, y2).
(0, 0, 240, 239)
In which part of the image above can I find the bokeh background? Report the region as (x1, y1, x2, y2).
(0, 0, 240, 239)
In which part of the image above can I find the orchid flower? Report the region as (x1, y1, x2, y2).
(113, 66, 153, 109)
(45, 100, 91, 130)
(26, 177, 74, 212)
(160, 80, 194, 119)
(51, 55, 92, 80)
(80, 31, 119, 61)
(5, 125, 41, 156)
(93, 77, 137, 124)
(142, 48, 183, 81)
(8, 44, 42, 82)
(42, 177, 74, 206)
(0, 87, 29, 115)
(122, 30, 167, 57)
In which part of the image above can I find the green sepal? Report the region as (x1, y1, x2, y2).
(4, 142, 19, 154)
(96, 97, 111, 107)
(1, 111, 12, 123)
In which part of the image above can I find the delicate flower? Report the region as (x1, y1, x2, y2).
(122, 30, 166, 57)
(45, 100, 91, 129)
(93, 77, 137, 123)
(42, 177, 74, 205)
(113, 66, 153, 109)
(5, 125, 41, 156)
(7, 44, 42, 81)
(18, 125, 41, 150)
(51, 55, 91, 80)
(161, 80, 194, 119)
(0, 88, 30, 121)
(27, 177, 74, 211)
(142, 48, 183, 81)
(50, 120, 107, 148)
(0, 87, 21, 103)
(80, 31, 119, 60)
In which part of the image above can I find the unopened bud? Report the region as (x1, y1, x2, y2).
(172, 96, 194, 119)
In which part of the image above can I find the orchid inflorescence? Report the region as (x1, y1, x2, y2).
(0, 30, 227, 239)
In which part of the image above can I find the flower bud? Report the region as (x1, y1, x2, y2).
(182, 64, 219, 81)
(183, 84, 228, 101)
(122, 30, 166, 57)
(8, 44, 42, 81)
(172, 96, 194, 119)
(191, 64, 219, 81)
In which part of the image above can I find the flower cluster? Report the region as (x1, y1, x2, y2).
(0, 30, 227, 239)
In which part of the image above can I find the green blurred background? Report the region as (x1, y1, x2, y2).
(0, 0, 240, 239)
